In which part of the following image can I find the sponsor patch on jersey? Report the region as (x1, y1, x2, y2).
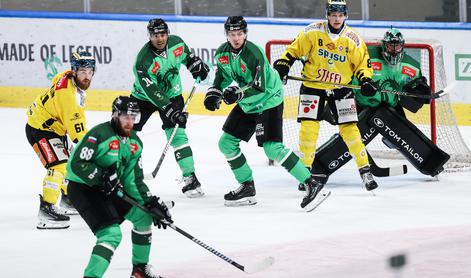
(240, 62, 246, 73)
(86, 136, 97, 144)
(371, 61, 382, 71)
(151, 61, 160, 74)
(109, 140, 120, 150)
(402, 66, 416, 77)
(344, 30, 361, 47)
(304, 22, 323, 33)
(55, 74, 69, 90)
(130, 143, 139, 155)
(326, 42, 336, 51)
(317, 49, 346, 63)
(173, 46, 184, 57)
(218, 56, 229, 64)
(70, 113, 81, 121)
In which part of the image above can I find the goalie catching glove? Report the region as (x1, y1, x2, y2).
(145, 196, 173, 229)
(204, 87, 223, 111)
(186, 54, 209, 81)
(403, 76, 432, 104)
(223, 86, 243, 105)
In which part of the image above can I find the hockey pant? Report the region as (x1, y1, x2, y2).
(311, 106, 450, 179)
(83, 207, 153, 278)
(164, 127, 195, 177)
(218, 132, 310, 184)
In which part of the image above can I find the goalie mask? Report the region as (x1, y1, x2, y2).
(382, 28, 405, 66)
(71, 51, 96, 73)
(326, 0, 348, 18)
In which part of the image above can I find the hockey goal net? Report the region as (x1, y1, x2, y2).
(265, 39, 471, 172)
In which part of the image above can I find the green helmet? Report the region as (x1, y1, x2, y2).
(381, 28, 405, 65)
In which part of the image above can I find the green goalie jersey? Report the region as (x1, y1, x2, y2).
(131, 35, 193, 110)
(65, 122, 151, 204)
(355, 46, 422, 108)
(213, 40, 283, 114)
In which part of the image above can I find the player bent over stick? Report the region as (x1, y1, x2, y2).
(204, 16, 330, 211)
(66, 96, 173, 278)
(273, 0, 378, 193)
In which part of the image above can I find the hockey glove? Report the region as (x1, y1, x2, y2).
(403, 76, 432, 104)
(222, 86, 243, 105)
(163, 102, 188, 125)
(102, 167, 123, 196)
(145, 196, 173, 229)
(360, 78, 377, 97)
(273, 58, 291, 85)
(186, 54, 209, 81)
(204, 87, 223, 111)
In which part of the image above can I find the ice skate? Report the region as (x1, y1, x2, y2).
(37, 194, 70, 229)
(359, 166, 378, 192)
(298, 174, 327, 192)
(181, 173, 204, 198)
(300, 176, 330, 212)
(59, 189, 78, 215)
(224, 180, 257, 207)
(130, 263, 162, 278)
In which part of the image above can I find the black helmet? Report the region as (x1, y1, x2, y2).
(326, 0, 348, 17)
(147, 18, 169, 35)
(224, 16, 248, 34)
(382, 28, 405, 65)
(112, 96, 140, 119)
(70, 51, 96, 72)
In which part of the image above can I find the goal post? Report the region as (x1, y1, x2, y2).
(265, 39, 471, 172)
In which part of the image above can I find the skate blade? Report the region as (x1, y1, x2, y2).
(184, 188, 205, 198)
(224, 197, 257, 207)
(60, 208, 79, 215)
(304, 189, 331, 212)
(37, 219, 70, 230)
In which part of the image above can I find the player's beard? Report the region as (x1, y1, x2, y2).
(76, 78, 91, 90)
(111, 117, 133, 137)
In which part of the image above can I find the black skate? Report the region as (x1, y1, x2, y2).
(359, 166, 378, 192)
(300, 176, 331, 212)
(59, 189, 78, 215)
(224, 180, 257, 207)
(298, 174, 328, 191)
(130, 263, 162, 278)
(181, 173, 204, 198)
(37, 194, 70, 229)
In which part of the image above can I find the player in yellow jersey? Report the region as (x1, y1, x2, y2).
(25, 51, 96, 229)
(274, 0, 378, 192)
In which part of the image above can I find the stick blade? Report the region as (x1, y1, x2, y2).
(143, 172, 155, 180)
(243, 256, 275, 274)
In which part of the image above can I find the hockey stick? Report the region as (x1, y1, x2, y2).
(116, 190, 275, 274)
(144, 77, 201, 180)
(287, 76, 447, 100)
(367, 151, 407, 177)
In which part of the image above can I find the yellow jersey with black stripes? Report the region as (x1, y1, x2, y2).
(281, 21, 373, 90)
(27, 71, 87, 143)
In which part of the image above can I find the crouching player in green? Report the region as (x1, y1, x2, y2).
(66, 96, 172, 278)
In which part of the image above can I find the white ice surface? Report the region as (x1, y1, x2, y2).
(1, 107, 471, 277)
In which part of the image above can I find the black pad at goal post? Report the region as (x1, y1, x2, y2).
(311, 108, 380, 182)
(368, 106, 450, 176)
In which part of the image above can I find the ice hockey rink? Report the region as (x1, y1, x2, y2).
(1, 107, 471, 277)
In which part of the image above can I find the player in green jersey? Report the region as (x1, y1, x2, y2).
(204, 16, 330, 211)
(130, 18, 209, 198)
(66, 96, 172, 278)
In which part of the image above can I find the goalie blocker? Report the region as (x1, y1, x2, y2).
(311, 106, 450, 181)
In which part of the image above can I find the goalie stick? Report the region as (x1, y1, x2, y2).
(368, 151, 408, 177)
(287, 75, 448, 100)
(116, 190, 275, 274)
(144, 77, 200, 180)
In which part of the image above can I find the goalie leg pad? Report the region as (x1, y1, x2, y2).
(368, 106, 450, 176)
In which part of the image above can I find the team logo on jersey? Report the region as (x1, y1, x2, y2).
(173, 46, 184, 58)
(109, 140, 120, 150)
(401, 66, 416, 77)
(318, 49, 346, 63)
(371, 62, 382, 71)
(151, 61, 160, 74)
(240, 62, 246, 73)
(218, 56, 229, 64)
(130, 143, 139, 155)
(326, 42, 336, 51)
